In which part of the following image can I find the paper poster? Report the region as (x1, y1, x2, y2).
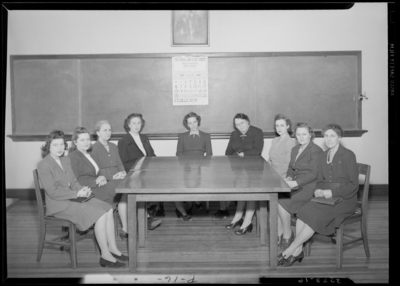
(172, 56, 208, 105)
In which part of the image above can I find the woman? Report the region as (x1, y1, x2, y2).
(175, 112, 213, 221)
(90, 120, 128, 240)
(278, 124, 359, 267)
(37, 130, 127, 268)
(118, 113, 162, 229)
(278, 122, 323, 251)
(224, 113, 264, 234)
(68, 127, 122, 210)
(268, 114, 296, 245)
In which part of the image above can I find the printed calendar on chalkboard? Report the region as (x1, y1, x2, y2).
(172, 56, 208, 106)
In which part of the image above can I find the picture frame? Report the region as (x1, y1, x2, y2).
(171, 11, 209, 47)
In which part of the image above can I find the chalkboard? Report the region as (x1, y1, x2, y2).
(9, 52, 365, 141)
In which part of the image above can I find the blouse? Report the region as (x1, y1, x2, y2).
(176, 130, 213, 156)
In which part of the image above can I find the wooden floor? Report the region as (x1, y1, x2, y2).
(6, 201, 388, 283)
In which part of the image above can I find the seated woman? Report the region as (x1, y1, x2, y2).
(278, 124, 359, 267)
(268, 114, 296, 245)
(175, 111, 213, 221)
(224, 113, 264, 234)
(118, 113, 162, 230)
(68, 127, 123, 210)
(37, 130, 127, 268)
(90, 120, 128, 240)
(278, 122, 323, 251)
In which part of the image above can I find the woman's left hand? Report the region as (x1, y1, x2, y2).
(322, 190, 333, 198)
(237, 152, 244, 157)
(286, 180, 298, 188)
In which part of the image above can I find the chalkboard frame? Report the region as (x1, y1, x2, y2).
(9, 51, 367, 142)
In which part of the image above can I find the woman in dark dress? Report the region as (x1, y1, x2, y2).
(278, 124, 359, 267)
(90, 120, 128, 240)
(117, 113, 162, 230)
(278, 122, 323, 250)
(175, 112, 213, 221)
(38, 130, 127, 268)
(224, 113, 264, 234)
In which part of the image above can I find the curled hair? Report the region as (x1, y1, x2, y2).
(322, 123, 344, 138)
(69, 126, 92, 153)
(294, 122, 315, 141)
(94, 120, 112, 134)
(123, 113, 145, 133)
(233, 113, 250, 130)
(41, 130, 68, 158)
(183, 112, 201, 130)
(274, 114, 293, 136)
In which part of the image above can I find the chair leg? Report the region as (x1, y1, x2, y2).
(92, 227, 100, 255)
(36, 224, 46, 262)
(69, 224, 77, 269)
(360, 219, 370, 258)
(336, 226, 344, 269)
(256, 202, 260, 237)
(206, 201, 210, 212)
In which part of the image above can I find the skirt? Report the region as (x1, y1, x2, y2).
(91, 179, 123, 208)
(278, 183, 315, 214)
(52, 198, 112, 231)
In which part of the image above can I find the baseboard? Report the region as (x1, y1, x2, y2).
(6, 185, 388, 201)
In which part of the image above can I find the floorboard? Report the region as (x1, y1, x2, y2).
(6, 200, 389, 283)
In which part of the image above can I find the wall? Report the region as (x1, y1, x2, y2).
(5, 4, 388, 189)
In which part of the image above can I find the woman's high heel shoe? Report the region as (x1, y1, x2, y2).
(281, 251, 304, 267)
(119, 230, 128, 241)
(235, 223, 253, 235)
(111, 252, 129, 262)
(99, 257, 126, 268)
(226, 218, 244, 229)
(175, 209, 192, 221)
(277, 253, 287, 266)
(279, 231, 295, 250)
(278, 234, 283, 246)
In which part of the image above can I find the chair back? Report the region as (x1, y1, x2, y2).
(357, 163, 371, 215)
(33, 169, 46, 223)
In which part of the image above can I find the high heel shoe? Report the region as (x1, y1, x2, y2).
(99, 257, 126, 268)
(277, 253, 287, 266)
(278, 233, 283, 246)
(225, 218, 243, 229)
(111, 252, 129, 262)
(235, 223, 253, 235)
(281, 251, 304, 267)
(175, 209, 192, 221)
(279, 231, 295, 250)
(119, 230, 128, 241)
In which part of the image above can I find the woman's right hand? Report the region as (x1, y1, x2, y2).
(96, 176, 107, 187)
(77, 186, 92, 197)
(314, 189, 324, 198)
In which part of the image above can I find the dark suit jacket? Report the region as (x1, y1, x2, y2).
(37, 155, 81, 216)
(68, 149, 100, 189)
(225, 125, 264, 156)
(286, 141, 323, 188)
(118, 133, 156, 172)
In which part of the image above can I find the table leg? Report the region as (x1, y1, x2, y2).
(259, 201, 267, 245)
(128, 194, 137, 272)
(138, 202, 146, 248)
(269, 194, 278, 269)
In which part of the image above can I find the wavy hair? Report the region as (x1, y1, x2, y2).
(123, 113, 145, 133)
(69, 126, 92, 153)
(294, 122, 315, 141)
(41, 130, 68, 158)
(322, 123, 344, 138)
(232, 113, 250, 130)
(183, 112, 201, 130)
(274, 114, 293, 136)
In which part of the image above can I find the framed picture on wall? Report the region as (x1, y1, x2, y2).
(171, 11, 209, 46)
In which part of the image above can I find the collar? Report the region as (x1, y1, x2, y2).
(189, 130, 200, 137)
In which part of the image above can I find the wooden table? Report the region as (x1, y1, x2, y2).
(116, 156, 290, 272)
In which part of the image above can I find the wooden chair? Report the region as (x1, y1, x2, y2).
(303, 163, 371, 269)
(33, 169, 99, 269)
